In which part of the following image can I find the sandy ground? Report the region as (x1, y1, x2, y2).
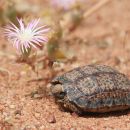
(0, 0, 130, 130)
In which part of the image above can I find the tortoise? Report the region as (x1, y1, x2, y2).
(50, 65, 130, 114)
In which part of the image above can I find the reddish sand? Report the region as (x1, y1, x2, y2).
(0, 0, 130, 130)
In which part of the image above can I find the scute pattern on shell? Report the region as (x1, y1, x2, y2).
(51, 65, 130, 113)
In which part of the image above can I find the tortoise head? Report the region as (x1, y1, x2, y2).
(51, 80, 66, 100)
(51, 78, 83, 114)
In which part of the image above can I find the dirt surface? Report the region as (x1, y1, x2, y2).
(0, 0, 130, 130)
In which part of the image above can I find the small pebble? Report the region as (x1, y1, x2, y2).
(47, 114, 56, 123)
(14, 110, 21, 115)
(39, 125, 45, 130)
(33, 94, 43, 99)
(9, 105, 15, 109)
(71, 112, 79, 118)
(35, 112, 41, 118)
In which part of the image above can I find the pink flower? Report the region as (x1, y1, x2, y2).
(4, 18, 50, 53)
(51, 0, 83, 10)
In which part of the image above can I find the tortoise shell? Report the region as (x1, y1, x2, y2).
(51, 65, 130, 114)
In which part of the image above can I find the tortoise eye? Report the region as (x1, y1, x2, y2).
(58, 92, 65, 99)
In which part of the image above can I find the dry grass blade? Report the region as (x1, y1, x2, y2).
(83, 0, 112, 19)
